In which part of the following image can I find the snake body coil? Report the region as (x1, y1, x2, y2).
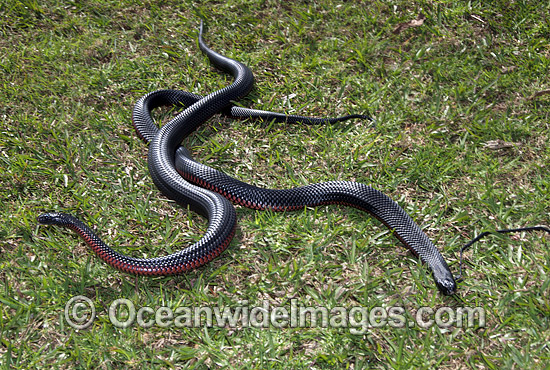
(38, 22, 456, 295)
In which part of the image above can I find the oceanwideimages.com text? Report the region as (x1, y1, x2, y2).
(65, 296, 485, 334)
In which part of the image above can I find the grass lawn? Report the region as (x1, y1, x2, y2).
(1, 0, 549, 368)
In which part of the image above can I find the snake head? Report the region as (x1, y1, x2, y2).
(435, 277, 457, 296)
(37, 212, 71, 226)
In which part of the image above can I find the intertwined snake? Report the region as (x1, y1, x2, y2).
(38, 22, 458, 295)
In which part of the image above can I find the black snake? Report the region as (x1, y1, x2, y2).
(38, 22, 457, 295)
